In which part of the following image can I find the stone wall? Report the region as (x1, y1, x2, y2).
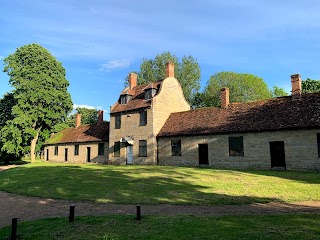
(158, 129, 320, 171)
(44, 141, 109, 164)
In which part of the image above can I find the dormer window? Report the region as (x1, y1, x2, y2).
(145, 88, 157, 100)
(120, 95, 131, 104)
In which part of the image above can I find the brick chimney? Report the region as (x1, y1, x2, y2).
(97, 110, 103, 123)
(166, 62, 174, 78)
(129, 73, 137, 89)
(291, 74, 302, 99)
(220, 87, 230, 109)
(75, 113, 81, 128)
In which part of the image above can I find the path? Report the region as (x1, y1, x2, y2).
(1, 166, 320, 228)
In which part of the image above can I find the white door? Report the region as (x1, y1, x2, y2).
(126, 145, 133, 164)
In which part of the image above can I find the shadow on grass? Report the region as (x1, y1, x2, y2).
(0, 159, 30, 166)
(0, 164, 284, 206)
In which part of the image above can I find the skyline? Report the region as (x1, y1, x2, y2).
(1, 0, 320, 120)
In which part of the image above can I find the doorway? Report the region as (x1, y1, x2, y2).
(269, 141, 286, 169)
(198, 144, 209, 165)
(64, 148, 68, 162)
(126, 145, 133, 164)
(46, 149, 49, 161)
(86, 147, 91, 163)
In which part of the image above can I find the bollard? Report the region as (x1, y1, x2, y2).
(11, 218, 18, 240)
(136, 205, 141, 220)
(69, 205, 75, 222)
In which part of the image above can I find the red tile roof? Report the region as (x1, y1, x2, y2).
(158, 93, 320, 137)
(111, 81, 162, 113)
(45, 122, 109, 145)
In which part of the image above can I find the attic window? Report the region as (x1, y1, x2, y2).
(145, 89, 156, 100)
(120, 95, 131, 104)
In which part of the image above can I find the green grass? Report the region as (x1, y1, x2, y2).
(0, 213, 319, 239)
(0, 162, 319, 205)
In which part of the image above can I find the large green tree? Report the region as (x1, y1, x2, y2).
(270, 86, 288, 98)
(127, 52, 201, 104)
(302, 78, 320, 93)
(200, 72, 272, 107)
(1, 43, 73, 161)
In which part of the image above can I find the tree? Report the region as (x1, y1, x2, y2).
(75, 107, 98, 125)
(126, 52, 201, 104)
(200, 72, 272, 107)
(271, 86, 288, 98)
(302, 79, 320, 93)
(1, 43, 73, 161)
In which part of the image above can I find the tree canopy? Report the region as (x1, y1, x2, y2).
(270, 86, 288, 98)
(126, 52, 201, 104)
(302, 78, 320, 93)
(1, 43, 73, 161)
(199, 72, 272, 107)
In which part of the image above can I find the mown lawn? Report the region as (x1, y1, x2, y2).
(0, 162, 319, 205)
(0, 213, 319, 240)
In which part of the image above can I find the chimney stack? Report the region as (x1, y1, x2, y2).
(98, 110, 104, 123)
(166, 62, 174, 78)
(291, 74, 302, 100)
(129, 73, 137, 89)
(220, 87, 230, 109)
(75, 113, 82, 128)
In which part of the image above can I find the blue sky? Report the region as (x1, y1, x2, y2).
(1, 0, 320, 120)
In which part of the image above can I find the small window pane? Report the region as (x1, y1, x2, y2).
(139, 140, 147, 157)
(139, 111, 147, 126)
(114, 142, 120, 157)
(98, 143, 104, 155)
(54, 146, 58, 155)
(171, 139, 181, 156)
(229, 136, 244, 156)
(74, 145, 79, 155)
(115, 115, 121, 129)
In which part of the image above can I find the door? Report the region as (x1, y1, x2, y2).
(270, 141, 286, 169)
(198, 144, 209, 165)
(126, 145, 133, 164)
(64, 148, 68, 162)
(46, 149, 49, 161)
(87, 147, 91, 163)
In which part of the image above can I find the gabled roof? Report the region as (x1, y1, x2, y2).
(111, 81, 162, 114)
(158, 93, 320, 137)
(45, 122, 109, 145)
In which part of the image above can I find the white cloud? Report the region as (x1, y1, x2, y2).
(100, 59, 131, 72)
(73, 104, 96, 110)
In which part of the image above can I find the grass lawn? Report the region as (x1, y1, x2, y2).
(0, 162, 319, 205)
(0, 213, 319, 240)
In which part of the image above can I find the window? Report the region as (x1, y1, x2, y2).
(54, 146, 58, 155)
(229, 136, 244, 156)
(139, 111, 147, 126)
(317, 133, 320, 157)
(139, 140, 147, 157)
(114, 142, 120, 157)
(145, 89, 156, 100)
(98, 143, 104, 155)
(115, 115, 121, 129)
(171, 139, 181, 156)
(74, 145, 79, 155)
(120, 95, 131, 104)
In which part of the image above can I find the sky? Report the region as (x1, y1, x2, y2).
(1, 0, 320, 120)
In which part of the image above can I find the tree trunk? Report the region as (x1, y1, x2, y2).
(30, 128, 41, 162)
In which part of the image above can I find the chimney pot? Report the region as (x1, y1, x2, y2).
(129, 73, 138, 89)
(97, 110, 104, 123)
(220, 87, 230, 109)
(291, 74, 302, 99)
(166, 62, 174, 78)
(75, 113, 82, 128)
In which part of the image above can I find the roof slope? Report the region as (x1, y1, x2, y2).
(158, 93, 320, 137)
(46, 122, 109, 144)
(111, 82, 162, 113)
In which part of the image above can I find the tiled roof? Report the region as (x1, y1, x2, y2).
(45, 122, 109, 145)
(111, 81, 162, 113)
(158, 93, 320, 137)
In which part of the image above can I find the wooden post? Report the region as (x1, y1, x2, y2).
(136, 205, 141, 220)
(11, 218, 18, 240)
(69, 205, 75, 222)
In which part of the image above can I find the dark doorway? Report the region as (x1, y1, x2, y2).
(270, 141, 286, 169)
(87, 147, 91, 163)
(64, 148, 68, 162)
(198, 144, 209, 165)
(46, 149, 49, 161)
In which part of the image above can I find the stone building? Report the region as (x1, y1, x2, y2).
(157, 74, 320, 171)
(108, 62, 190, 164)
(44, 111, 109, 164)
